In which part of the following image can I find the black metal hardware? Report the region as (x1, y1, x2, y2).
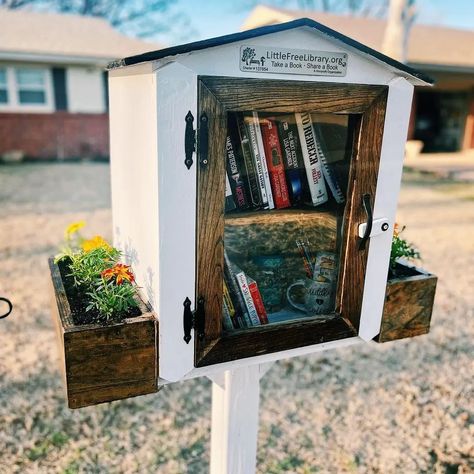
(183, 296, 205, 344)
(0, 297, 13, 320)
(195, 297, 205, 340)
(381, 222, 389, 232)
(359, 193, 373, 251)
(184, 111, 195, 169)
(198, 112, 209, 167)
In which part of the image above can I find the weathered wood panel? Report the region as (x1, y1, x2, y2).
(49, 258, 159, 409)
(377, 265, 437, 343)
(200, 77, 387, 114)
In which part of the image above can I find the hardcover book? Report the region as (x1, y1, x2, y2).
(236, 113, 262, 208)
(225, 172, 237, 212)
(247, 276, 268, 324)
(235, 271, 261, 326)
(244, 113, 271, 210)
(277, 117, 305, 204)
(260, 117, 291, 209)
(226, 114, 250, 210)
(224, 250, 251, 328)
(252, 112, 275, 209)
(295, 112, 328, 206)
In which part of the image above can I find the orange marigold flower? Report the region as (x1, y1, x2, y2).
(101, 263, 135, 285)
(81, 235, 112, 253)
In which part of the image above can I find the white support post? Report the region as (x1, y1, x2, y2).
(209, 364, 272, 474)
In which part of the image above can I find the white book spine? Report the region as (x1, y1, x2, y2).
(246, 117, 269, 209)
(235, 272, 260, 326)
(296, 112, 328, 206)
(253, 111, 275, 209)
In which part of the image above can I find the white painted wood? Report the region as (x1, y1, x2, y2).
(152, 27, 428, 86)
(358, 77, 415, 341)
(67, 66, 105, 113)
(109, 70, 160, 331)
(210, 365, 262, 474)
(181, 336, 361, 382)
(156, 62, 197, 382)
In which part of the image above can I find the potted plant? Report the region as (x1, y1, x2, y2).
(49, 222, 158, 409)
(377, 224, 437, 343)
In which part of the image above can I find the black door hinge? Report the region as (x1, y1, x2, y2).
(184, 111, 195, 169)
(183, 296, 205, 344)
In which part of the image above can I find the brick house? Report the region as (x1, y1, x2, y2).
(0, 9, 155, 160)
(243, 6, 474, 153)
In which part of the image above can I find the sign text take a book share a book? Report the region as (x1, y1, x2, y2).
(240, 45, 347, 77)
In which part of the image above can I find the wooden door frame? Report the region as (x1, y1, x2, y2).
(195, 76, 388, 367)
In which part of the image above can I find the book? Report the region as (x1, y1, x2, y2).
(312, 121, 345, 204)
(277, 117, 305, 204)
(295, 112, 328, 206)
(223, 249, 251, 328)
(225, 172, 237, 212)
(222, 299, 235, 331)
(226, 114, 250, 210)
(260, 117, 291, 209)
(223, 279, 239, 330)
(236, 113, 262, 208)
(235, 271, 261, 326)
(247, 276, 268, 324)
(244, 113, 271, 210)
(252, 112, 275, 210)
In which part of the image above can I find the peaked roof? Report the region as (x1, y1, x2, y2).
(243, 5, 474, 71)
(0, 8, 158, 63)
(110, 17, 432, 84)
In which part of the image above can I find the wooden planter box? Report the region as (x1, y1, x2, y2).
(48, 258, 159, 408)
(377, 261, 437, 343)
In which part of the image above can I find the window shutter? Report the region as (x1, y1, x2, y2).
(52, 67, 68, 111)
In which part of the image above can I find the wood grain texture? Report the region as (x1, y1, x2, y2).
(195, 81, 227, 361)
(201, 77, 387, 114)
(195, 77, 388, 367)
(378, 265, 437, 343)
(196, 316, 355, 367)
(49, 258, 158, 409)
(338, 89, 388, 331)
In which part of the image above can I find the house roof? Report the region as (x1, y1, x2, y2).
(243, 5, 474, 71)
(0, 8, 158, 63)
(110, 17, 432, 84)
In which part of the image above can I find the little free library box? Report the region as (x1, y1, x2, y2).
(50, 18, 437, 408)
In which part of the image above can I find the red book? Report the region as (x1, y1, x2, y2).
(260, 118, 291, 209)
(247, 277, 268, 324)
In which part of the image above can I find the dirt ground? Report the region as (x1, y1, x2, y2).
(0, 163, 473, 474)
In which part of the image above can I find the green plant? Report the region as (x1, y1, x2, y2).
(87, 276, 137, 321)
(390, 224, 420, 270)
(56, 221, 138, 323)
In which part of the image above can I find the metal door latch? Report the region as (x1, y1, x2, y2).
(358, 218, 390, 239)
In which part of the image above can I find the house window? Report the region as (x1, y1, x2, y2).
(15, 68, 47, 105)
(0, 68, 8, 104)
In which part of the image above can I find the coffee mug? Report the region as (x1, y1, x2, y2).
(286, 277, 334, 316)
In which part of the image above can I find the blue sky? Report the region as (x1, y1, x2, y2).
(159, 0, 474, 45)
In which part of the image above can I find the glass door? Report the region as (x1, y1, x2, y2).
(195, 76, 388, 367)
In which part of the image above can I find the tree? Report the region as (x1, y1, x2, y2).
(246, 0, 391, 18)
(381, 0, 416, 62)
(0, 0, 194, 41)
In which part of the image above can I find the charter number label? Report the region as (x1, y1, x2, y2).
(239, 45, 348, 77)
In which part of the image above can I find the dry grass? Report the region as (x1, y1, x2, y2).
(0, 163, 473, 473)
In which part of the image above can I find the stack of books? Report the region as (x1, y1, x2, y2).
(225, 111, 346, 213)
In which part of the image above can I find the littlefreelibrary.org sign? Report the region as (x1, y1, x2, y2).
(240, 45, 348, 77)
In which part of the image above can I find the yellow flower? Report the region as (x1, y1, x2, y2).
(65, 220, 85, 239)
(81, 235, 112, 253)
